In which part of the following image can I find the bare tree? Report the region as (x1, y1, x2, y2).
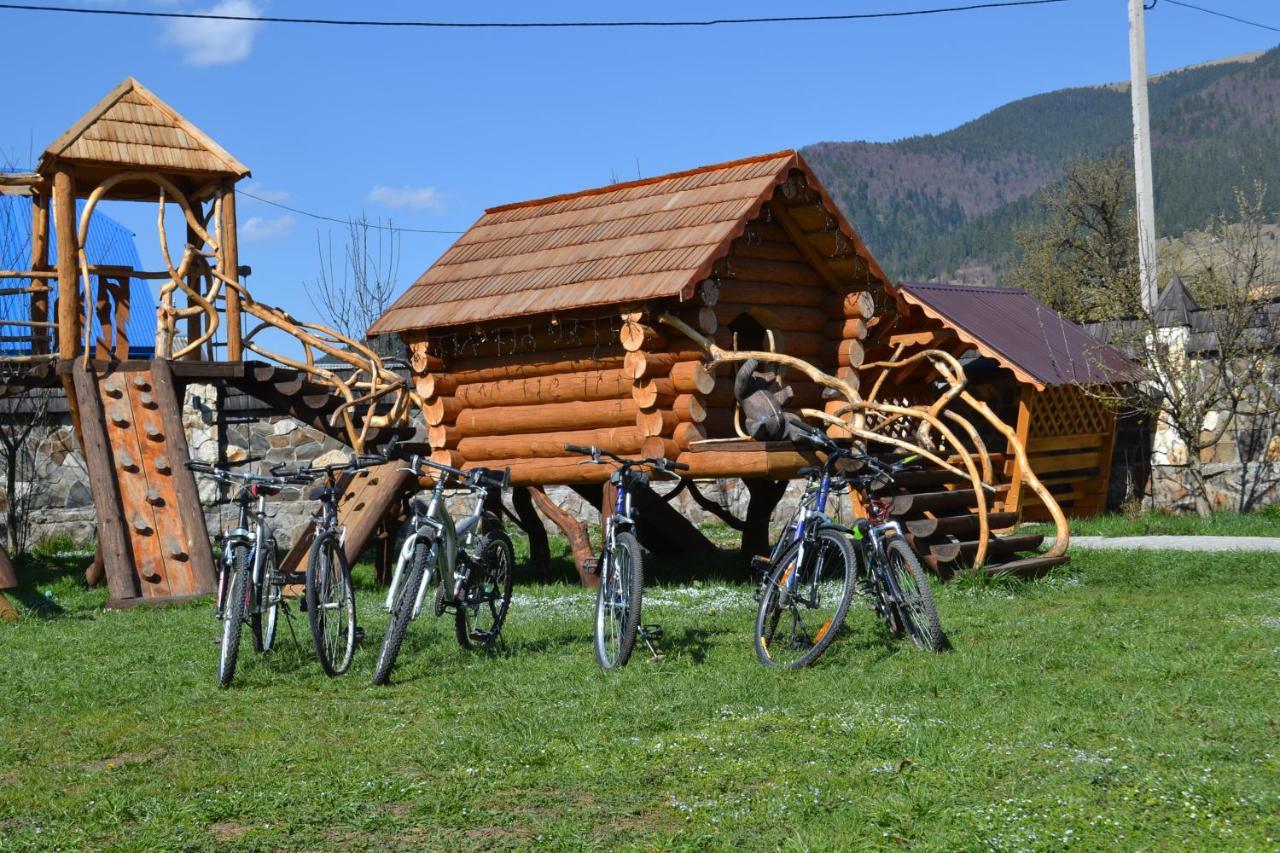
(1010, 157, 1143, 323)
(0, 390, 55, 554)
(1016, 162, 1280, 516)
(305, 214, 403, 358)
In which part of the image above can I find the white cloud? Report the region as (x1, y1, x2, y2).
(240, 214, 295, 242)
(162, 0, 262, 67)
(367, 185, 446, 211)
(241, 182, 291, 204)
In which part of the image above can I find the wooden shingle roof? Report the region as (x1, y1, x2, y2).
(370, 151, 885, 334)
(40, 78, 249, 178)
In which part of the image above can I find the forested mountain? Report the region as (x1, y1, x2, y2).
(802, 45, 1280, 281)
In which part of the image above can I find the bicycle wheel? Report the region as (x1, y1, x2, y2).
(217, 559, 251, 688)
(594, 531, 643, 670)
(373, 539, 432, 685)
(881, 538, 946, 652)
(456, 531, 515, 650)
(755, 527, 855, 669)
(250, 547, 280, 654)
(305, 532, 358, 676)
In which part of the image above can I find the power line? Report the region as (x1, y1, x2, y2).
(0, 1, 1070, 28)
(239, 190, 465, 235)
(1163, 0, 1280, 33)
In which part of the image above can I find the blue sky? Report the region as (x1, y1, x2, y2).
(2, 0, 1277, 328)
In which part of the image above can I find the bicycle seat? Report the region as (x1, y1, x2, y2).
(797, 466, 819, 478)
(250, 483, 281, 497)
(307, 486, 328, 501)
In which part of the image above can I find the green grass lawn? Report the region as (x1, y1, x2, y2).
(1026, 508, 1280, 539)
(2, 541, 1279, 849)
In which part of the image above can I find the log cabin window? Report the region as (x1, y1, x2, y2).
(728, 312, 769, 352)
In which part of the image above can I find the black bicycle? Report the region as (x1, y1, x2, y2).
(186, 458, 306, 687)
(272, 453, 384, 676)
(564, 444, 688, 670)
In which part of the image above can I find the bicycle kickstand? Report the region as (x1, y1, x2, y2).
(638, 624, 664, 662)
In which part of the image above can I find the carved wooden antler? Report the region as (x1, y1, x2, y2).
(658, 311, 1068, 567)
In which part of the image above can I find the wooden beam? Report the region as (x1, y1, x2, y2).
(1002, 386, 1035, 513)
(53, 167, 78, 361)
(219, 181, 242, 360)
(29, 191, 51, 355)
(768, 201, 843, 291)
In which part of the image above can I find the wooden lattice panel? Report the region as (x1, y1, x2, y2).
(1029, 385, 1112, 439)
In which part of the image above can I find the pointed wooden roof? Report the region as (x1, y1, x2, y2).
(371, 151, 887, 334)
(40, 78, 249, 178)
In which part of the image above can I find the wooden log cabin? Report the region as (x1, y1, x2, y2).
(371, 151, 1120, 579)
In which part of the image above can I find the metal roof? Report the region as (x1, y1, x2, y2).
(898, 283, 1140, 389)
(0, 195, 157, 356)
(370, 150, 887, 334)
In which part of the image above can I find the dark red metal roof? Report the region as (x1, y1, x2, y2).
(898, 283, 1140, 388)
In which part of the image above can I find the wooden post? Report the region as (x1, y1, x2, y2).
(219, 182, 242, 361)
(53, 166, 79, 361)
(511, 487, 551, 576)
(29, 192, 51, 354)
(1003, 386, 1036, 514)
(185, 206, 205, 361)
(529, 486, 596, 587)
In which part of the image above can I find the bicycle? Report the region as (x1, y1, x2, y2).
(373, 442, 514, 685)
(272, 453, 386, 677)
(186, 458, 306, 688)
(753, 425, 945, 669)
(564, 444, 689, 670)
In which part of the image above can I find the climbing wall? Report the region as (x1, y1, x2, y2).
(73, 360, 217, 606)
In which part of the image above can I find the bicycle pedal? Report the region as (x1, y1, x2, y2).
(749, 555, 772, 572)
(638, 623, 663, 640)
(353, 626, 365, 646)
(583, 557, 600, 575)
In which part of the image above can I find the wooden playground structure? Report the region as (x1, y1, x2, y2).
(1, 80, 1118, 611)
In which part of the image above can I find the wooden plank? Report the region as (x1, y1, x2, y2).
(1001, 386, 1034, 514)
(71, 363, 139, 604)
(1029, 450, 1104, 475)
(150, 359, 217, 595)
(1026, 432, 1108, 454)
(53, 168, 78, 361)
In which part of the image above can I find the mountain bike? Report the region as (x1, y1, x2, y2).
(564, 444, 689, 670)
(754, 425, 944, 668)
(186, 458, 306, 688)
(272, 453, 385, 677)
(373, 442, 514, 685)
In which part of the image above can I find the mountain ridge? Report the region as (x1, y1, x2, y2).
(801, 44, 1280, 282)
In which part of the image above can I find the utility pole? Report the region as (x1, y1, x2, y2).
(1128, 0, 1159, 313)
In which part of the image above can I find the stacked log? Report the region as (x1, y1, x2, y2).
(629, 303, 716, 460)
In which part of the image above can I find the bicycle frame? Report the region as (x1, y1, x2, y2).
(216, 483, 277, 621)
(605, 475, 637, 556)
(383, 470, 489, 620)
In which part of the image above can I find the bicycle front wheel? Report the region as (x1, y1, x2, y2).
(594, 531, 643, 670)
(218, 559, 251, 688)
(306, 532, 357, 676)
(881, 538, 946, 652)
(250, 547, 280, 654)
(456, 531, 515, 650)
(755, 527, 855, 669)
(373, 539, 431, 685)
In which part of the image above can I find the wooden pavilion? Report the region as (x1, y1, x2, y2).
(371, 151, 1101, 579)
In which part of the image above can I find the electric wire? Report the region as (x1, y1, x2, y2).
(238, 190, 465, 235)
(0, 1, 1071, 28)
(1163, 0, 1280, 34)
